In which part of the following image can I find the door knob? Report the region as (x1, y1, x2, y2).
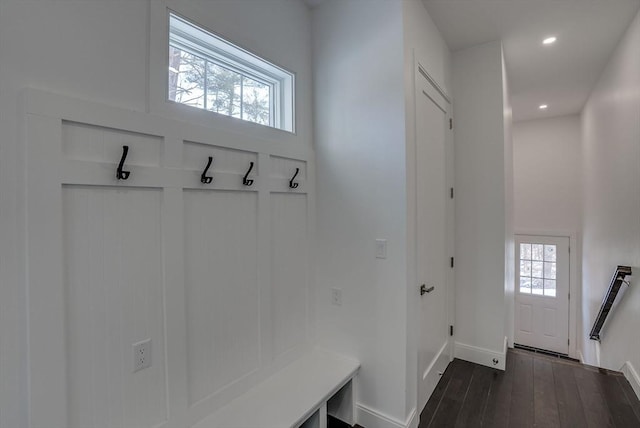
(420, 284, 435, 295)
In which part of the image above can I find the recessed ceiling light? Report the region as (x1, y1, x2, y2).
(539, 104, 548, 109)
(543, 36, 557, 45)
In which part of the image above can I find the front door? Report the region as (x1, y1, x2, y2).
(515, 235, 570, 354)
(416, 67, 450, 412)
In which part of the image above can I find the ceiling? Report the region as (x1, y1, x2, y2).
(422, 0, 640, 121)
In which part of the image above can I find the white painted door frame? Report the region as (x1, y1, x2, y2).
(513, 230, 579, 359)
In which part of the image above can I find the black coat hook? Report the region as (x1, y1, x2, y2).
(116, 145, 130, 180)
(289, 168, 300, 189)
(201, 156, 213, 184)
(243, 162, 254, 186)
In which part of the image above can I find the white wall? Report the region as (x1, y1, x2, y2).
(0, 1, 312, 427)
(581, 9, 640, 375)
(402, 0, 452, 421)
(503, 52, 515, 350)
(513, 115, 583, 233)
(512, 114, 583, 356)
(312, 1, 409, 424)
(402, 1, 451, 96)
(452, 40, 509, 365)
(313, 0, 451, 426)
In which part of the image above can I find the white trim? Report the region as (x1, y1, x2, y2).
(418, 340, 449, 415)
(356, 405, 416, 428)
(22, 88, 311, 161)
(621, 361, 640, 400)
(454, 340, 506, 371)
(513, 229, 579, 359)
(577, 349, 585, 364)
(417, 64, 450, 104)
(422, 341, 449, 381)
(405, 408, 418, 428)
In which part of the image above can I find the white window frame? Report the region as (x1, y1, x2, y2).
(167, 12, 295, 133)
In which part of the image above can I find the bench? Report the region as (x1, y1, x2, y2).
(193, 348, 360, 428)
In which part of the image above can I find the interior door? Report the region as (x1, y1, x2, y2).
(515, 235, 570, 354)
(416, 68, 450, 412)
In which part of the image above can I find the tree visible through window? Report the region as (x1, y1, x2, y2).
(168, 13, 294, 131)
(168, 46, 271, 126)
(519, 243, 557, 297)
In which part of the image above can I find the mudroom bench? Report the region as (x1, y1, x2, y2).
(192, 348, 360, 428)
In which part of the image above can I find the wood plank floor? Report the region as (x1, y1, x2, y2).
(418, 349, 640, 428)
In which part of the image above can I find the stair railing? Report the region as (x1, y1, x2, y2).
(589, 265, 632, 341)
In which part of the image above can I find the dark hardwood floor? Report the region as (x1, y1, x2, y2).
(419, 349, 640, 428)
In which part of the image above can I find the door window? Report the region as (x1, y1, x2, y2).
(519, 242, 557, 297)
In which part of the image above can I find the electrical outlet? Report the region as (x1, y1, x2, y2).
(133, 339, 152, 372)
(375, 239, 387, 259)
(331, 288, 342, 306)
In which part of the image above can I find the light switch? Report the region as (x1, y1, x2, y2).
(375, 239, 387, 259)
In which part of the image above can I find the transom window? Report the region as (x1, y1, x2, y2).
(168, 13, 294, 132)
(519, 243, 557, 297)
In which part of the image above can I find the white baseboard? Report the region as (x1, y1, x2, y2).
(454, 338, 506, 371)
(621, 361, 640, 400)
(577, 350, 584, 364)
(405, 408, 418, 428)
(356, 404, 416, 428)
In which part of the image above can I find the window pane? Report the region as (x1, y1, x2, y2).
(532, 261, 543, 278)
(544, 262, 556, 279)
(544, 245, 557, 262)
(520, 277, 532, 294)
(206, 63, 241, 117)
(544, 280, 556, 297)
(242, 76, 271, 126)
(169, 13, 294, 131)
(520, 260, 532, 277)
(532, 244, 544, 261)
(532, 278, 543, 295)
(520, 243, 532, 260)
(168, 46, 205, 109)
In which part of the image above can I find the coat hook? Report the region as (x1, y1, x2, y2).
(289, 167, 300, 189)
(201, 156, 213, 184)
(116, 145, 130, 180)
(243, 162, 254, 186)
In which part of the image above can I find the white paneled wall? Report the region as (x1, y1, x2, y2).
(23, 89, 313, 428)
(271, 193, 309, 358)
(62, 123, 163, 167)
(184, 190, 260, 405)
(63, 186, 167, 428)
(270, 156, 306, 180)
(182, 143, 259, 176)
(0, 1, 313, 426)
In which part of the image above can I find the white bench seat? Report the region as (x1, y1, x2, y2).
(193, 348, 360, 428)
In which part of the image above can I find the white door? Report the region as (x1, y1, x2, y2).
(515, 235, 570, 354)
(416, 67, 451, 412)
